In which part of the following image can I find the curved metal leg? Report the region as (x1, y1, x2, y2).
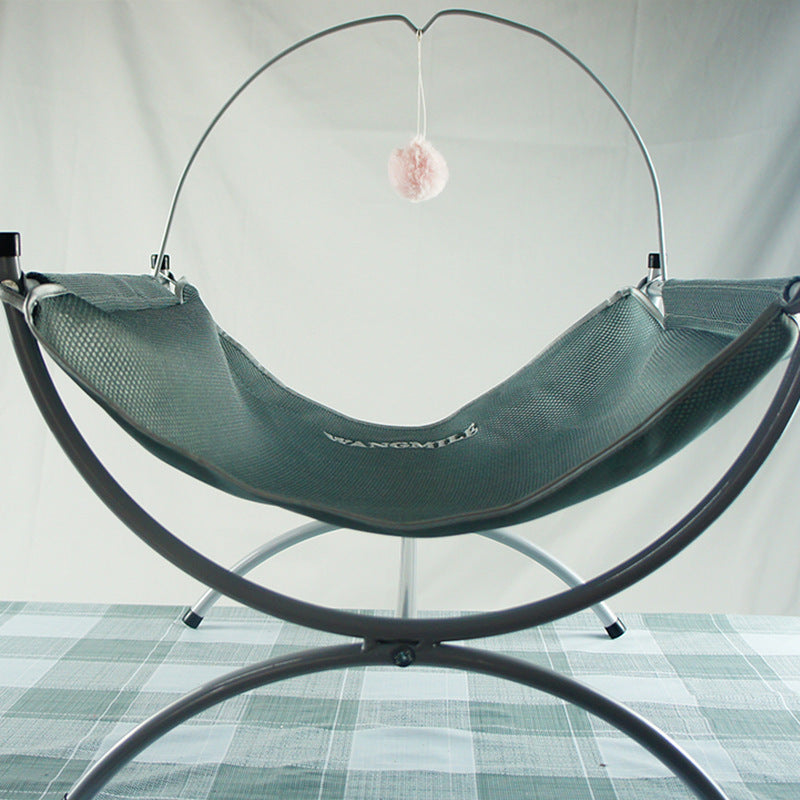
(478, 528, 626, 638)
(421, 644, 728, 800)
(65, 643, 371, 800)
(186, 523, 621, 636)
(65, 640, 728, 800)
(186, 526, 420, 627)
(182, 521, 337, 627)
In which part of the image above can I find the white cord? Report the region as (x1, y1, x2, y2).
(416, 30, 427, 139)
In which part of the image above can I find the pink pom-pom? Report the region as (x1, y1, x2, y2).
(388, 136, 449, 202)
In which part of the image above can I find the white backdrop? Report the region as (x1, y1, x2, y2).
(1, 0, 799, 615)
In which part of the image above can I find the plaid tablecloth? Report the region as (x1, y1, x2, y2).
(1, 602, 800, 799)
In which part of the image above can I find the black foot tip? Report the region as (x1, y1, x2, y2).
(0, 232, 20, 257)
(182, 610, 203, 629)
(605, 619, 627, 639)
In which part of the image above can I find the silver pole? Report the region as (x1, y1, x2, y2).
(396, 538, 418, 618)
(477, 528, 621, 632)
(184, 521, 337, 625)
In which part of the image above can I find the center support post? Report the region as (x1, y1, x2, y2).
(397, 537, 418, 617)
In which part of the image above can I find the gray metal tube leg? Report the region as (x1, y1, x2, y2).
(182, 521, 337, 627)
(396, 537, 417, 618)
(65, 642, 370, 799)
(422, 644, 727, 800)
(65, 640, 728, 800)
(478, 528, 626, 637)
(186, 525, 418, 627)
(185, 524, 624, 637)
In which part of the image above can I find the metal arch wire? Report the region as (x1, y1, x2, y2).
(421, 9, 667, 276)
(6, 302, 800, 645)
(151, 13, 415, 279)
(152, 8, 667, 280)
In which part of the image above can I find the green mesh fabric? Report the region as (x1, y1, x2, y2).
(26, 272, 798, 536)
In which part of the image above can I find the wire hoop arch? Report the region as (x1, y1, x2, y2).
(151, 8, 668, 281)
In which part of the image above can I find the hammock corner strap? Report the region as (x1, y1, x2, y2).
(3, 10, 800, 800)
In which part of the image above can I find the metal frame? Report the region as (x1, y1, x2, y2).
(397, 536, 418, 618)
(150, 9, 668, 285)
(64, 641, 727, 800)
(5, 268, 800, 798)
(3, 10, 800, 796)
(183, 524, 625, 637)
(5, 295, 800, 644)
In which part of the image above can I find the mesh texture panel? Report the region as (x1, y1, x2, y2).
(28, 274, 797, 535)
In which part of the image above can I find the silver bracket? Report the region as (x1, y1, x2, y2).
(0, 278, 25, 311)
(150, 254, 187, 301)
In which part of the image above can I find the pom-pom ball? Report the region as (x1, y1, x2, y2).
(388, 135, 449, 202)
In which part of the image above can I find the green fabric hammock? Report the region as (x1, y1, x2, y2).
(25, 271, 798, 536)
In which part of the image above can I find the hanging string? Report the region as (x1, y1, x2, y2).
(416, 30, 427, 140)
(388, 28, 448, 201)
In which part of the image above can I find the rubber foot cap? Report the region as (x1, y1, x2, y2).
(182, 610, 203, 629)
(605, 619, 627, 639)
(0, 232, 20, 257)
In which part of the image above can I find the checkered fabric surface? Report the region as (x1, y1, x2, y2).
(1, 603, 800, 800)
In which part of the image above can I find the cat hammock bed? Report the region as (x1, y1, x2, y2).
(2, 10, 800, 800)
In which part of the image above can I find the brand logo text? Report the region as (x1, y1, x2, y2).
(323, 422, 478, 450)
